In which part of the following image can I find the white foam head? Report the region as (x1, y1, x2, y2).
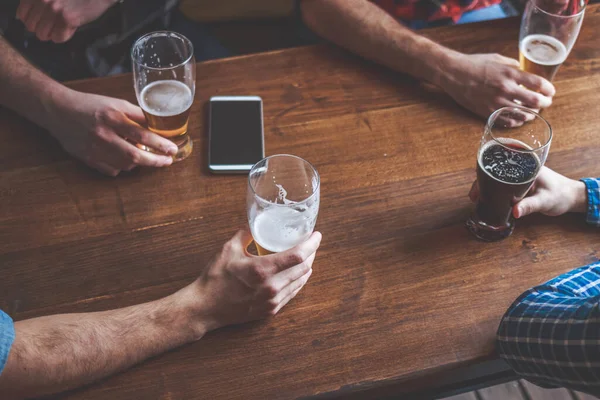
(520, 34, 568, 66)
(140, 80, 193, 117)
(251, 207, 315, 253)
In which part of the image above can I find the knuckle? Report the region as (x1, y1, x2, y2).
(263, 283, 279, 299)
(127, 149, 142, 164)
(61, 11, 77, 26)
(497, 81, 512, 95)
(221, 239, 236, 254)
(492, 96, 504, 106)
(128, 128, 145, 143)
(94, 108, 114, 124)
(527, 95, 543, 108)
(286, 251, 305, 266)
(530, 77, 544, 90)
(301, 260, 311, 274)
(266, 298, 279, 310)
(252, 265, 269, 284)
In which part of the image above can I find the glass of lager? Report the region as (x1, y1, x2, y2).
(247, 155, 320, 256)
(132, 31, 195, 162)
(519, 0, 584, 82)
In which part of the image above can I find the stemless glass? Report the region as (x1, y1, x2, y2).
(132, 31, 195, 161)
(467, 107, 552, 242)
(247, 155, 320, 256)
(519, 0, 585, 82)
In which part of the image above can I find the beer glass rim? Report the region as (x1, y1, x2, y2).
(487, 106, 552, 153)
(131, 31, 194, 71)
(531, 0, 586, 18)
(248, 154, 320, 206)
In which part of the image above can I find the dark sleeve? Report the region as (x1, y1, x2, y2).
(497, 263, 600, 395)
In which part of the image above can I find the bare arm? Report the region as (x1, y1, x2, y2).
(300, 0, 556, 118)
(0, 288, 203, 399)
(0, 36, 177, 176)
(0, 230, 322, 399)
(301, 0, 452, 85)
(0, 35, 66, 131)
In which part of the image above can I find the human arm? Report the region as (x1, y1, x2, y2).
(497, 262, 600, 394)
(0, 36, 178, 176)
(16, 0, 120, 42)
(300, 0, 555, 118)
(0, 230, 322, 399)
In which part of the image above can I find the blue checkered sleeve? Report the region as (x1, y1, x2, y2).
(497, 262, 600, 395)
(581, 178, 600, 226)
(0, 310, 15, 376)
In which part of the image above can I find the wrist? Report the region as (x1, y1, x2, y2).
(171, 281, 214, 341)
(569, 180, 587, 213)
(35, 82, 78, 135)
(436, 51, 466, 90)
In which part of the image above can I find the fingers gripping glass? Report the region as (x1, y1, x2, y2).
(467, 107, 552, 242)
(519, 0, 584, 83)
(132, 31, 196, 162)
(247, 155, 320, 256)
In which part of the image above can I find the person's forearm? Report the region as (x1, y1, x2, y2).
(497, 263, 600, 391)
(300, 0, 459, 85)
(0, 284, 206, 399)
(0, 36, 71, 130)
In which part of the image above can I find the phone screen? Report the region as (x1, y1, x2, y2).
(209, 98, 264, 170)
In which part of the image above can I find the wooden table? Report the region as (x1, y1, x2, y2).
(2, 7, 600, 399)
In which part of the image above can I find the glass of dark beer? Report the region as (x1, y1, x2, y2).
(467, 107, 552, 242)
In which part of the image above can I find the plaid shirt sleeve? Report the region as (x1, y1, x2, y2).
(581, 178, 600, 226)
(497, 262, 600, 395)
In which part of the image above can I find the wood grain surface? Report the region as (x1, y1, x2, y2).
(1, 8, 600, 400)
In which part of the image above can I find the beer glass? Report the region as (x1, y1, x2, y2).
(467, 107, 552, 242)
(247, 155, 320, 255)
(519, 0, 584, 82)
(132, 31, 195, 161)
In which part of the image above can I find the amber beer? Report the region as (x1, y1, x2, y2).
(519, 34, 568, 82)
(251, 207, 314, 256)
(139, 80, 193, 159)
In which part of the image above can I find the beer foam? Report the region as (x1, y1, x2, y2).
(252, 207, 314, 253)
(275, 184, 294, 205)
(520, 34, 568, 66)
(140, 80, 193, 117)
(477, 139, 541, 185)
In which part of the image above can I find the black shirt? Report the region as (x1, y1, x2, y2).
(0, 0, 179, 80)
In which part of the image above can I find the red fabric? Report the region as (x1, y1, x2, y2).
(372, 0, 502, 22)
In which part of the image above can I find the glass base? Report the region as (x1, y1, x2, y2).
(171, 134, 193, 162)
(466, 215, 514, 242)
(137, 134, 192, 162)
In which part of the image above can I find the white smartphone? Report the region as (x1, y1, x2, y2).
(208, 96, 265, 173)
